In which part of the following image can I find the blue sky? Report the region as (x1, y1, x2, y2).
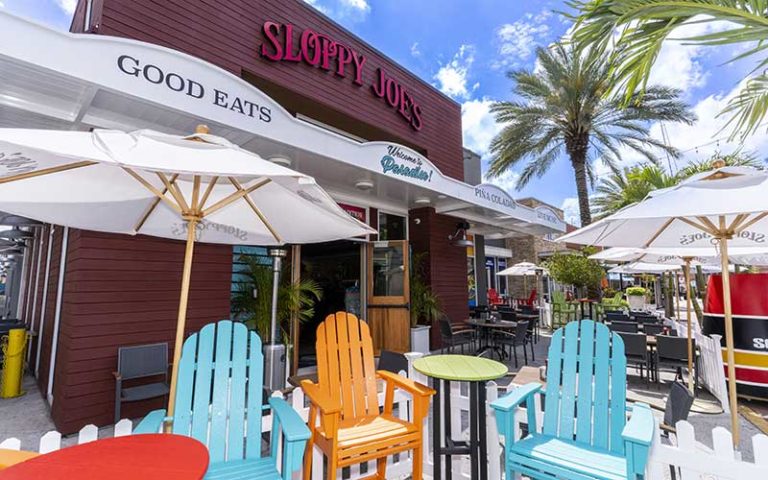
(5, 0, 766, 225)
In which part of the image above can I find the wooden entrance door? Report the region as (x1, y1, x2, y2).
(366, 240, 410, 353)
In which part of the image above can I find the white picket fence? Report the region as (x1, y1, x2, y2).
(2, 351, 767, 480)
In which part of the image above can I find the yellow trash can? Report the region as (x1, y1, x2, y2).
(1, 328, 27, 398)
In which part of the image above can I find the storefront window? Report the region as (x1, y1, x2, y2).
(378, 212, 406, 241)
(497, 258, 507, 295)
(467, 238, 476, 306)
(371, 242, 405, 296)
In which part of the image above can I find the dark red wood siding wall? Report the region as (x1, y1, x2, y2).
(409, 207, 469, 348)
(44, 230, 231, 433)
(73, 0, 463, 180)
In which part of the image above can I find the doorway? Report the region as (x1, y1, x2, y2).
(298, 240, 362, 368)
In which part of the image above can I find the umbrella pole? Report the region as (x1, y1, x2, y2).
(719, 230, 740, 448)
(167, 217, 199, 418)
(684, 259, 693, 392)
(675, 272, 681, 320)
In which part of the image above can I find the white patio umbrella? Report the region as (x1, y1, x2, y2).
(0, 126, 374, 415)
(497, 261, 548, 300)
(558, 163, 768, 446)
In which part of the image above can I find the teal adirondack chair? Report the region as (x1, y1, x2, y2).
(491, 320, 654, 480)
(135, 320, 310, 480)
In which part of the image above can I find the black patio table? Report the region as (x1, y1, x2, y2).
(413, 355, 508, 480)
(465, 319, 516, 359)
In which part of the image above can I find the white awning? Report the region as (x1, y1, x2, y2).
(0, 12, 564, 236)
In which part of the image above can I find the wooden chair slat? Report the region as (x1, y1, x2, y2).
(609, 334, 627, 454)
(592, 324, 611, 450)
(245, 329, 264, 459)
(346, 313, 369, 417)
(558, 322, 580, 439)
(209, 321, 233, 463)
(575, 320, 596, 444)
(190, 323, 215, 442)
(334, 311, 356, 420)
(227, 322, 249, 461)
(172, 330, 199, 437)
(359, 321, 379, 415)
(543, 328, 564, 436)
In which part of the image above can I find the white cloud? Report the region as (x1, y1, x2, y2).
(434, 44, 476, 99)
(560, 197, 581, 226)
(484, 168, 521, 194)
(494, 9, 552, 70)
(410, 42, 421, 58)
(303, 0, 369, 21)
(461, 97, 502, 160)
(55, 0, 77, 15)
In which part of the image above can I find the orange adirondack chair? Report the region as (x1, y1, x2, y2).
(302, 312, 435, 480)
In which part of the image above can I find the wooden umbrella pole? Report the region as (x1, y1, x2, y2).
(719, 227, 740, 447)
(167, 216, 199, 418)
(675, 271, 681, 320)
(684, 259, 694, 392)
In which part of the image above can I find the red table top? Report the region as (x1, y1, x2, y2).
(0, 434, 208, 480)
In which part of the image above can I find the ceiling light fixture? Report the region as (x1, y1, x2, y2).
(355, 180, 374, 191)
(448, 221, 474, 248)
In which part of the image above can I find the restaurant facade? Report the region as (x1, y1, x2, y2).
(1, 0, 563, 433)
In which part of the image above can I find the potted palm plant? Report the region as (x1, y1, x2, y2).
(625, 286, 647, 311)
(231, 255, 322, 346)
(409, 253, 440, 354)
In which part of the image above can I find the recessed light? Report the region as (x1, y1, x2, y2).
(269, 156, 292, 167)
(414, 197, 431, 205)
(437, 195, 447, 199)
(355, 180, 374, 191)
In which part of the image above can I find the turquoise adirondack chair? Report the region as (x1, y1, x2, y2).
(135, 320, 310, 480)
(491, 320, 654, 480)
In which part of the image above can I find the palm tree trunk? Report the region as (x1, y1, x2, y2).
(571, 158, 592, 226)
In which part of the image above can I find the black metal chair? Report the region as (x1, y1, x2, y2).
(113, 342, 170, 423)
(605, 311, 631, 323)
(378, 350, 409, 375)
(439, 315, 474, 354)
(632, 313, 660, 324)
(608, 320, 638, 333)
(494, 321, 531, 368)
(499, 310, 517, 322)
(661, 381, 695, 435)
(471, 305, 490, 319)
(642, 323, 665, 336)
(654, 335, 698, 390)
(618, 332, 650, 385)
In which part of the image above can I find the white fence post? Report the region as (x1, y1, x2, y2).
(38, 431, 61, 454)
(114, 419, 133, 437)
(77, 424, 98, 444)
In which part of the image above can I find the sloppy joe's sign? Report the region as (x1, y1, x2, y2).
(259, 22, 424, 131)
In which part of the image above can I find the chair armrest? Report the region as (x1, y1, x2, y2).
(300, 380, 341, 414)
(268, 397, 310, 443)
(490, 382, 541, 413)
(622, 402, 654, 445)
(133, 409, 168, 434)
(377, 370, 435, 397)
(622, 403, 655, 478)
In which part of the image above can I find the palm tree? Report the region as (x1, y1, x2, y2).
(679, 149, 766, 178)
(592, 150, 765, 218)
(569, 0, 768, 140)
(487, 43, 695, 226)
(592, 164, 678, 218)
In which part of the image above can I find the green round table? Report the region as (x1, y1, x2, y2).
(413, 355, 507, 480)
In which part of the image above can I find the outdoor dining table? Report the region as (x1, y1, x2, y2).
(464, 318, 517, 358)
(413, 355, 508, 480)
(0, 434, 209, 479)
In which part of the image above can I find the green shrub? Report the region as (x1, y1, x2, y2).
(625, 286, 646, 297)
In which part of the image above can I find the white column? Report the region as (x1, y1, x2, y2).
(47, 227, 69, 404)
(34, 225, 55, 376)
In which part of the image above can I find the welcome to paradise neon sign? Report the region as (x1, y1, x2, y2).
(260, 22, 424, 131)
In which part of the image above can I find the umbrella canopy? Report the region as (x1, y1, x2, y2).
(0, 126, 374, 415)
(590, 246, 768, 266)
(559, 163, 768, 447)
(607, 262, 680, 274)
(0, 129, 371, 244)
(497, 261, 548, 276)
